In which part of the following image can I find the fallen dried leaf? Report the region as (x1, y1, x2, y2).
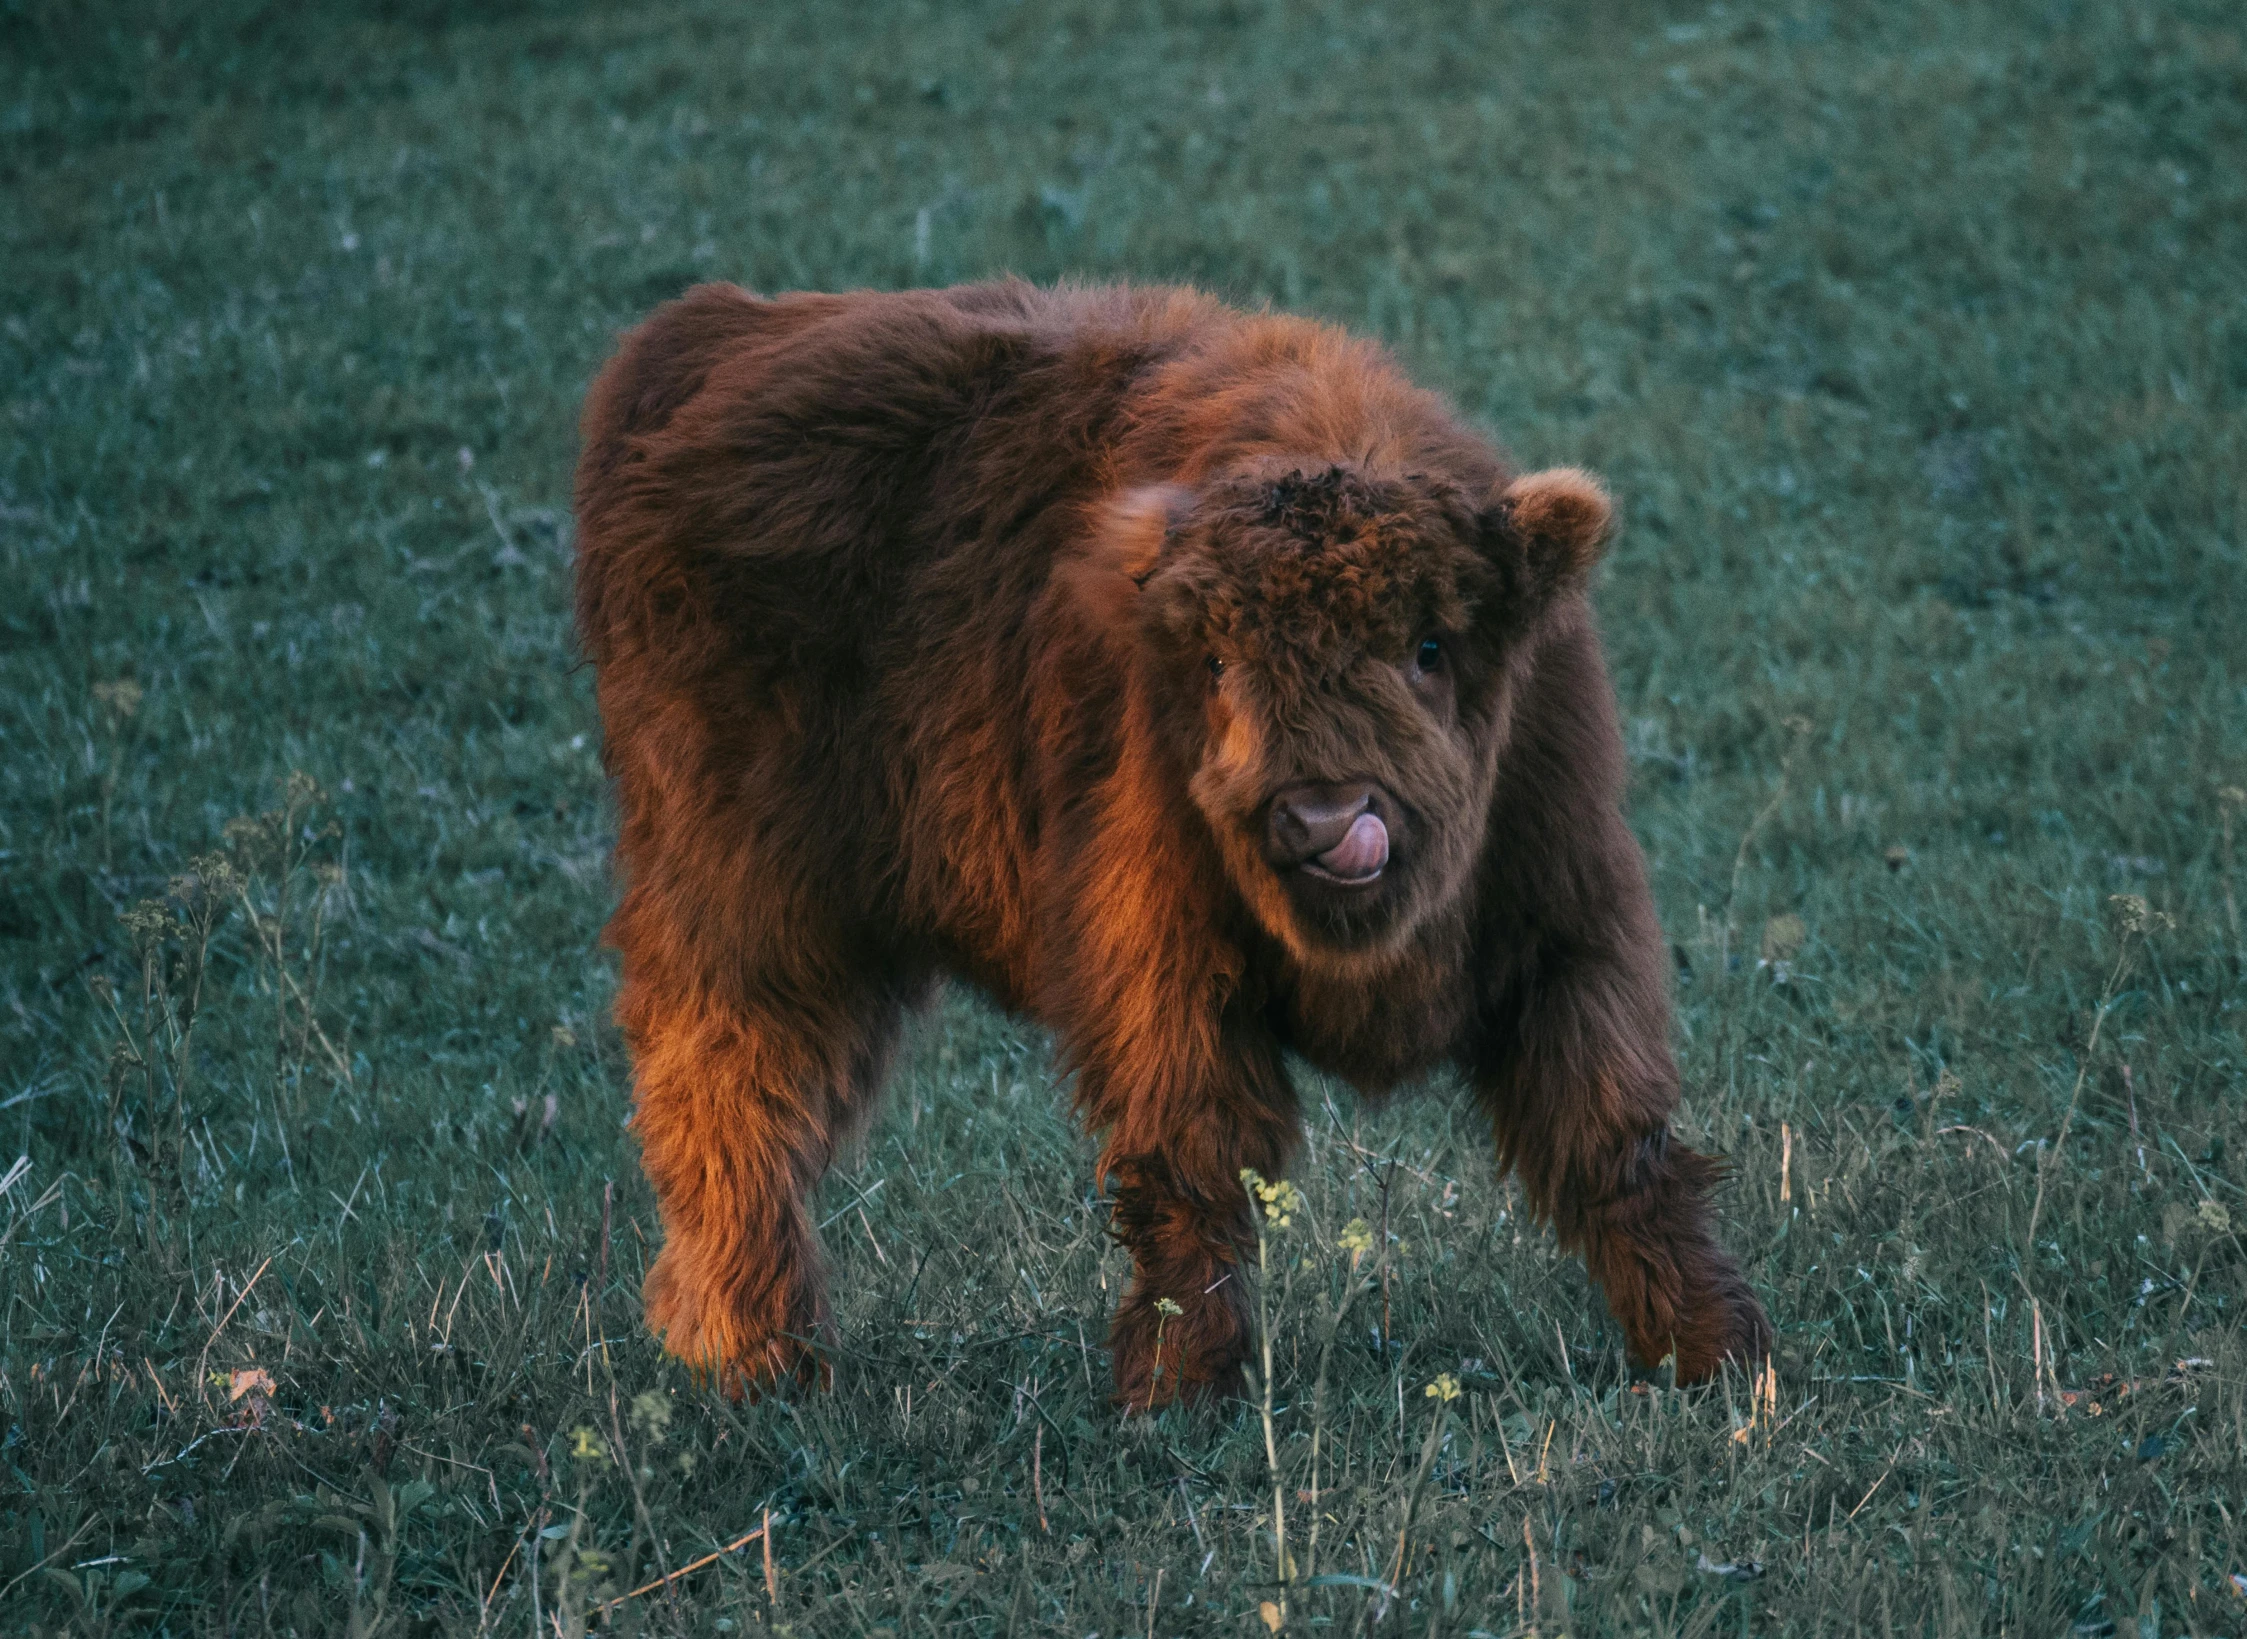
(227, 1368, 276, 1403)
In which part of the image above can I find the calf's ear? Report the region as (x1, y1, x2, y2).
(1100, 484, 1196, 586)
(1483, 467, 1614, 593)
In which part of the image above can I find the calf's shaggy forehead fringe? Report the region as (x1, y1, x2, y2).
(1157, 462, 1489, 670)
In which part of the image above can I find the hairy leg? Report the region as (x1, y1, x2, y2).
(1046, 735, 1307, 1409)
(1477, 962, 1770, 1382)
(1095, 1069, 1300, 1411)
(1103, 1152, 1257, 1411)
(1460, 605, 1770, 1381)
(1558, 1125, 1769, 1382)
(624, 972, 903, 1397)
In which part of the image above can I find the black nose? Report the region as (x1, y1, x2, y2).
(1266, 781, 1380, 866)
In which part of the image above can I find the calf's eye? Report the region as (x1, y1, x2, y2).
(1207, 654, 1225, 682)
(1415, 636, 1443, 672)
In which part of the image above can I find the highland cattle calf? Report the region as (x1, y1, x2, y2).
(573, 279, 1770, 1405)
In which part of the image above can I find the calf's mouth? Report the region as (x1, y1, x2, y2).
(1265, 781, 1397, 887)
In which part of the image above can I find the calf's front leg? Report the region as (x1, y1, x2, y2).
(1476, 947, 1770, 1383)
(1084, 1042, 1300, 1412)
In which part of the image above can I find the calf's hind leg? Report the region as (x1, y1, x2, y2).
(623, 970, 903, 1397)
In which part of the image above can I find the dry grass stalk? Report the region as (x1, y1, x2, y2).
(591, 1522, 768, 1620)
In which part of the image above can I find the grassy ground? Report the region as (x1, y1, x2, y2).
(3, 0, 2245, 1632)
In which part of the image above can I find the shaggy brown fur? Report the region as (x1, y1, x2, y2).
(573, 279, 1770, 1406)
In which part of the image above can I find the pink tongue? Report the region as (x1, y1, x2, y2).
(1316, 812, 1389, 880)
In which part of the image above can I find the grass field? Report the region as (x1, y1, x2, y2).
(4, 0, 2246, 1632)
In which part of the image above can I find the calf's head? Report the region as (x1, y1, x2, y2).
(1108, 459, 1613, 965)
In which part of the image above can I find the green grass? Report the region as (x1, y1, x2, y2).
(3, 0, 2245, 1632)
